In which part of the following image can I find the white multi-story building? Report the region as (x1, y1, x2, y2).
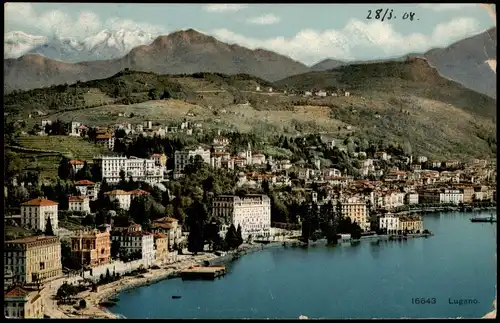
(69, 121, 82, 137)
(405, 192, 419, 205)
(212, 194, 271, 240)
(95, 134, 115, 150)
(74, 180, 99, 200)
(340, 197, 370, 231)
(379, 214, 400, 234)
(111, 227, 156, 267)
(439, 189, 464, 205)
(174, 147, 211, 174)
(104, 190, 132, 210)
(20, 198, 58, 234)
(68, 196, 91, 214)
(210, 152, 235, 170)
(93, 156, 164, 184)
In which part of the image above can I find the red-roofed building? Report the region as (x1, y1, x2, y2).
(151, 217, 182, 250)
(74, 180, 98, 200)
(4, 286, 44, 318)
(95, 134, 115, 150)
(68, 195, 91, 213)
(20, 198, 58, 233)
(69, 159, 85, 172)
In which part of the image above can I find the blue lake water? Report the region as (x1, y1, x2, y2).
(111, 211, 497, 319)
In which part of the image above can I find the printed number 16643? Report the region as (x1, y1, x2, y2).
(412, 298, 436, 305)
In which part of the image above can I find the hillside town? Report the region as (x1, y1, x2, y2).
(4, 115, 497, 318)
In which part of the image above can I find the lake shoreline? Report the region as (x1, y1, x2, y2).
(58, 210, 495, 319)
(78, 241, 289, 319)
(393, 206, 496, 216)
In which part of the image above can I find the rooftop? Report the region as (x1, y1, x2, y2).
(129, 189, 151, 196)
(6, 235, 58, 244)
(74, 179, 95, 185)
(69, 196, 89, 202)
(105, 189, 130, 195)
(4, 286, 32, 299)
(154, 216, 178, 224)
(21, 198, 58, 207)
(96, 134, 113, 140)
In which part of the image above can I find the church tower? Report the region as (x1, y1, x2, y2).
(246, 142, 253, 165)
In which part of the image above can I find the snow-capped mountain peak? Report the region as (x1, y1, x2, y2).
(4, 31, 49, 59)
(82, 29, 158, 53)
(4, 29, 159, 62)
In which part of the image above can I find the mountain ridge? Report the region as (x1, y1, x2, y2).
(4, 29, 310, 92)
(3, 28, 497, 98)
(4, 60, 496, 160)
(309, 28, 497, 98)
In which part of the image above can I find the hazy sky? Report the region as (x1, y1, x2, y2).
(4, 3, 496, 65)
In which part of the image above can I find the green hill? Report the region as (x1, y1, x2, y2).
(4, 59, 496, 160)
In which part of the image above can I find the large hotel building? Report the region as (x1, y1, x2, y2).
(93, 156, 164, 183)
(211, 194, 271, 240)
(4, 236, 62, 285)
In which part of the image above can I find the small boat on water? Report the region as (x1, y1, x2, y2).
(172, 295, 182, 299)
(470, 215, 497, 223)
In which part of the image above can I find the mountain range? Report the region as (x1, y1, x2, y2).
(4, 58, 496, 160)
(310, 27, 497, 98)
(4, 29, 159, 62)
(3, 28, 497, 98)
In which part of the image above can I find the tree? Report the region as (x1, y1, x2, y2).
(91, 163, 102, 182)
(58, 157, 75, 181)
(262, 180, 271, 196)
(187, 199, 208, 255)
(56, 283, 77, 302)
(4, 151, 23, 184)
(236, 224, 244, 247)
(75, 161, 93, 181)
(148, 88, 160, 100)
(111, 240, 121, 259)
(60, 240, 74, 269)
(225, 224, 240, 250)
(119, 169, 126, 183)
(204, 219, 221, 251)
(45, 217, 55, 236)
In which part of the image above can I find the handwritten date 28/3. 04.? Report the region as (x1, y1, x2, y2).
(366, 9, 417, 22)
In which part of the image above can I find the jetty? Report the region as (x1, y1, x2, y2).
(179, 266, 226, 280)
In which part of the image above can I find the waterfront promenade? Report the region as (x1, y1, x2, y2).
(42, 253, 219, 318)
(42, 241, 288, 319)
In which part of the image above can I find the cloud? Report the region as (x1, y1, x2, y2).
(4, 3, 167, 39)
(211, 17, 484, 65)
(247, 14, 281, 25)
(203, 4, 248, 13)
(418, 4, 480, 11)
(105, 17, 165, 35)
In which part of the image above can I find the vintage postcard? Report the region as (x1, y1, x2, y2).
(4, 2, 497, 319)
